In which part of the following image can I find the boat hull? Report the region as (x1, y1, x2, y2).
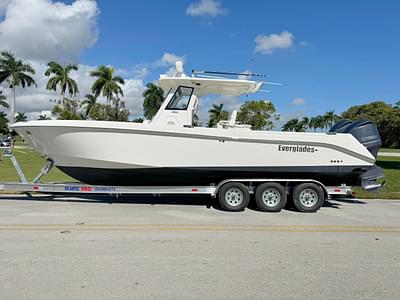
(57, 165, 367, 187)
(11, 120, 377, 187)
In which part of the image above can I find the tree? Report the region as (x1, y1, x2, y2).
(0, 51, 36, 124)
(143, 83, 164, 120)
(282, 118, 307, 132)
(237, 100, 279, 130)
(395, 100, 400, 109)
(0, 111, 9, 134)
(132, 117, 144, 123)
(314, 115, 325, 132)
(90, 65, 124, 102)
(88, 98, 129, 122)
(52, 98, 83, 120)
(309, 116, 319, 132)
(342, 101, 400, 148)
(208, 103, 229, 127)
(301, 117, 310, 131)
(45, 62, 79, 97)
(323, 110, 340, 129)
(82, 94, 98, 116)
(15, 112, 27, 122)
(282, 118, 298, 132)
(38, 114, 51, 120)
(0, 90, 8, 108)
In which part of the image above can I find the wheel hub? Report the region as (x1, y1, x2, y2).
(299, 189, 318, 207)
(225, 188, 244, 207)
(262, 188, 281, 207)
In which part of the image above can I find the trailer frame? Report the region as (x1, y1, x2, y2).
(0, 147, 353, 208)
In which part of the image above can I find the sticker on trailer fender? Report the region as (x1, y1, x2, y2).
(80, 186, 93, 192)
(64, 186, 80, 191)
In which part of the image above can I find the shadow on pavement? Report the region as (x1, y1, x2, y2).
(0, 193, 217, 209)
(0, 194, 368, 212)
(330, 197, 367, 204)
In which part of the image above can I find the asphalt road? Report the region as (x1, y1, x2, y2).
(0, 195, 399, 300)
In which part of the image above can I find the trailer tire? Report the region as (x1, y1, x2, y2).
(255, 183, 287, 212)
(218, 182, 250, 212)
(292, 183, 325, 212)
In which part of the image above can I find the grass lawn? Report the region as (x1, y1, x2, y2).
(0, 146, 74, 183)
(379, 148, 400, 153)
(353, 156, 400, 199)
(0, 146, 399, 199)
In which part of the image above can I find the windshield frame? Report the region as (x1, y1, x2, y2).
(165, 86, 194, 111)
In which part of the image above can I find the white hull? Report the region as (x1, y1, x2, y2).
(11, 120, 377, 186)
(13, 120, 375, 169)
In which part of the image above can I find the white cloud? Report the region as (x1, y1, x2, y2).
(122, 79, 145, 118)
(0, 1, 148, 121)
(186, 0, 228, 18)
(254, 31, 295, 55)
(154, 52, 186, 67)
(132, 67, 150, 80)
(0, 61, 145, 120)
(0, 0, 99, 62)
(300, 41, 309, 46)
(292, 97, 306, 106)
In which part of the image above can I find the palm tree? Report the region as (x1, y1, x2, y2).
(0, 51, 36, 124)
(45, 61, 79, 97)
(394, 100, 400, 109)
(90, 65, 125, 102)
(323, 110, 340, 129)
(82, 94, 98, 116)
(315, 115, 325, 132)
(0, 90, 8, 108)
(208, 103, 229, 127)
(38, 114, 50, 120)
(282, 118, 297, 131)
(0, 111, 9, 134)
(282, 118, 307, 132)
(300, 117, 310, 131)
(15, 112, 27, 122)
(309, 116, 319, 132)
(143, 83, 164, 119)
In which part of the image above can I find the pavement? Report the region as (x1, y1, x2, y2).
(0, 194, 399, 300)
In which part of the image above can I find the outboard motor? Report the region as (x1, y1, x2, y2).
(329, 119, 353, 133)
(330, 120, 381, 158)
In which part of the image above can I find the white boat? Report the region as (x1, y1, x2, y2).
(10, 62, 384, 190)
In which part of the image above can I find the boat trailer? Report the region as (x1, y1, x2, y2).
(0, 147, 353, 212)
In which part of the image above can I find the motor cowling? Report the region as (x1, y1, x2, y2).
(330, 120, 381, 158)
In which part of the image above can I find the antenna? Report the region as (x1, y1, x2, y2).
(192, 69, 269, 78)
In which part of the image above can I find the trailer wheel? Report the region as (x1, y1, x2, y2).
(292, 183, 325, 212)
(255, 183, 287, 212)
(218, 182, 250, 212)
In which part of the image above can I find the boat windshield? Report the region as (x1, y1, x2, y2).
(166, 86, 193, 110)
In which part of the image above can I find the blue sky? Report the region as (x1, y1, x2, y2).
(80, 0, 400, 118)
(0, 0, 399, 121)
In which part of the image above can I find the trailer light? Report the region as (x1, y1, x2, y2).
(192, 188, 198, 192)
